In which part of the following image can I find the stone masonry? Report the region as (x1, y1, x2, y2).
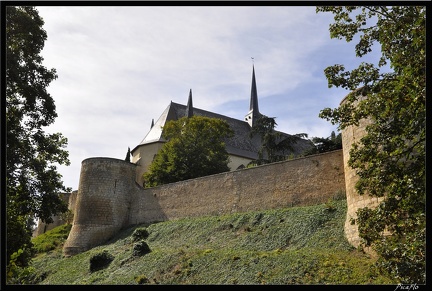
(340, 94, 383, 249)
(63, 150, 346, 256)
(58, 92, 383, 257)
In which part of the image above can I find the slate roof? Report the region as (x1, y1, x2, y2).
(132, 101, 313, 160)
(131, 65, 314, 160)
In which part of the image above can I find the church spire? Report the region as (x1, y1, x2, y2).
(187, 88, 193, 118)
(245, 65, 261, 127)
(249, 65, 259, 113)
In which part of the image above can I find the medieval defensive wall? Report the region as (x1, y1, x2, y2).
(36, 93, 376, 257)
(63, 150, 346, 256)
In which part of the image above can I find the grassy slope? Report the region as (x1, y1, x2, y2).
(29, 199, 396, 285)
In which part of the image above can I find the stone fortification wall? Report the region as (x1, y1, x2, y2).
(68, 190, 78, 215)
(33, 192, 72, 237)
(59, 93, 386, 257)
(63, 158, 140, 256)
(128, 150, 345, 224)
(340, 95, 383, 249)
(63, 150, 345, 256)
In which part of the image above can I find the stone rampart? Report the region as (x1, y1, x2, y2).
(63, 158, 140, 256)
(32, 192, 73, 237)
(128, 150, 345, 224)
(340, 95, 383, 249)
(63, 150, 345, 256)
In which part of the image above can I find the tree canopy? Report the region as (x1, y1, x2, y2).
(303, 131, 342, 156)
(316, 6, 425, 283)
(6, 6, 70, 273)
(143, 116, 234, 187)
(125, 147, 131, 162)
(248, 115, 309, 166)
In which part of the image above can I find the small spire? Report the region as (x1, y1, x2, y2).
(245, 64, 261, 127)
(150, 118, 154, 129)
(249, 65, 259, 113)
(187, 89, 193, 118)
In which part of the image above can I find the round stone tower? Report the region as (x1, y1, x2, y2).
(340, 94, 383, 249)
(63, 157, 137, 257)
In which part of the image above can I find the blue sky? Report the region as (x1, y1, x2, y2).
(36, 5, 383, 191)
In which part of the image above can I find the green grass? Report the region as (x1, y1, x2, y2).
(27, 198, 396, 285)
(31, 223, 72, 253)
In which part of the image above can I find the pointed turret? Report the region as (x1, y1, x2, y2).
(187, 89, 193, 118)
(245, 65, 261, 127)
(249, 65, 259, 113)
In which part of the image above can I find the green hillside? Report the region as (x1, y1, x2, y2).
(27, 198, 396, 285)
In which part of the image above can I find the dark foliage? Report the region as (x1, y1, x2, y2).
(89, 250, 114, 272)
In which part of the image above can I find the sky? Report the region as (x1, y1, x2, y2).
(34, 5, 383, 191)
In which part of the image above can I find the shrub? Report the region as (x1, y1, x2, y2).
(324, 199, 336, 212)
(135, 274, 150, 284)
(89, 250, 114, 272)
(131, 227, 149, 242)
(6, 249, 37, 284)
(132, 241, 151, 257)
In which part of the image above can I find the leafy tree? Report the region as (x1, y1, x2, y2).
(248, 115, 308, 166)
(143, 116, 234, 187)
(125, 147, 131, 162)
(303, 131, 342, 156)
(6, 6, 71, 272)
(316, 6, 425, 283)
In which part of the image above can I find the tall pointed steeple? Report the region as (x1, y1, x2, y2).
(187, 89, 193, 118)
(245, 65, 261, 127)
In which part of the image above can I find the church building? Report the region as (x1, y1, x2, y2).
(131, 66, 314, 186)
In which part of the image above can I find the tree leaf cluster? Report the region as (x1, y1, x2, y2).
(303, 131, 342, 156)
(316, 6, 425, 283)
(248, 115, 308, 166)
(6, 6, 71, 271)
(143, 116, 234, 187)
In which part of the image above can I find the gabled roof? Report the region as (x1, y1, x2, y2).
(132, 101, 313, 160)
(131, 65, 314, 159)
(132, 101, 259, 159)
